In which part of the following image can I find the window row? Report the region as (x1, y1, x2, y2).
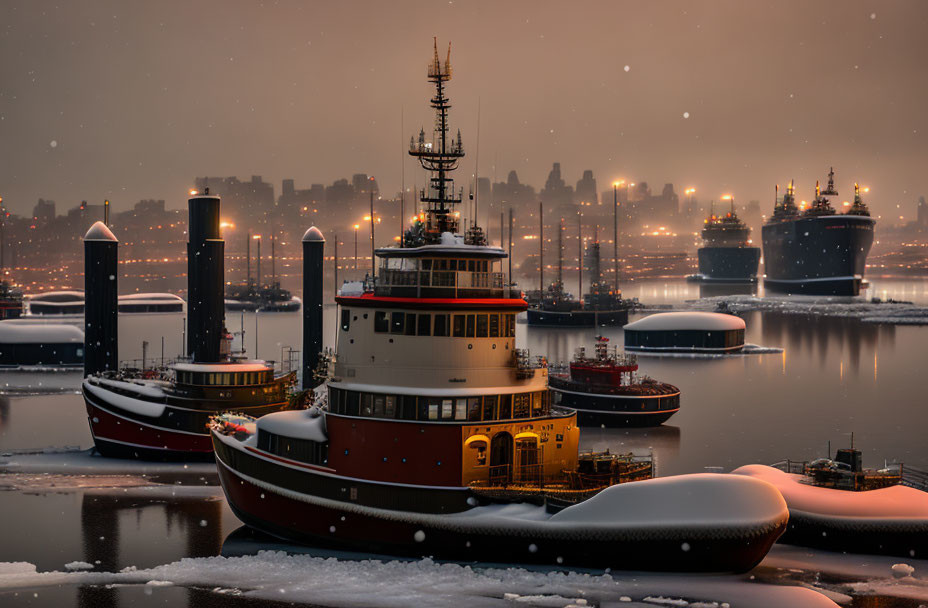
(371, 311, 516, 338)
(328, 387, 550, 422)
(257, 429, 328, 466)
(419, 258, 491, 272)
(175, 370, 272, 386)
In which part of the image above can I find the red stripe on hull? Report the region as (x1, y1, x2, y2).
(85, 401, 212, 453)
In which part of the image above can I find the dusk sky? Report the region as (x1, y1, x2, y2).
(1, 0, 926, 222)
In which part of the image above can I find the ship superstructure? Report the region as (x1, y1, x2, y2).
(762, 168, 875, 295)
(695, 199, 761, 283)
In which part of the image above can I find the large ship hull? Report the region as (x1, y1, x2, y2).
(527, 308, 628, 327)
(761, 215, 875, 296)
(696, 247, 760, 282)
(213, 431, 785, 573)
(549, 377, 679, 428)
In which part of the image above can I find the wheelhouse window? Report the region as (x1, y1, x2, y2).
(341, 309, 351, 332)
(476, 314, 488, 338)
(489, 314, 500, 338)
(391, 312, 405, 334)
(434, 314, 450, 336)
(374, 311, 389, 332)
(417, 314, 431, 336)
(452, 315, 466, 337)
(465, 315, 476, 338)
(404, 313, 416, 336)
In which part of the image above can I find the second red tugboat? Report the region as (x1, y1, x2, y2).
(81, 191, 299, 461)
(550, 337, 680, 427)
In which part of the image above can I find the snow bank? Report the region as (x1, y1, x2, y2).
(624, 312, 745, 332)
(0, 553, 841, 608)
(669, 295, 928, 325)
(338, 281, 365, 296)
(732, 465, 928, 519)
(551, 473, 787, 529)
(83, 381, 166, 418)
(256, 408, 327, 442)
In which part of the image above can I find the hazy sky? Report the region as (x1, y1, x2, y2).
(1, 0, 926, 222)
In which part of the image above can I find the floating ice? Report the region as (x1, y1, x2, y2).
(0, 552, 841, 607)
(660, 295, 928, 326)
(63, 561, 94, 571)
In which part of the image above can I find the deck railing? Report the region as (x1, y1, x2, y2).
(375, 269, 511, 298)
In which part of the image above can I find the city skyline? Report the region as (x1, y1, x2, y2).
(2, 1, 927, 220)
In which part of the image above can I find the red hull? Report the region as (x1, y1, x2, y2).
(85, 399, 213, 458)
(215, 444, 785, 573)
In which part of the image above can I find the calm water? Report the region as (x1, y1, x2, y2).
(1, 277, 926, 606)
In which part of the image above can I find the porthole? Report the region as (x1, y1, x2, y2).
(492, 344, 497, 349)
(467, 344, 473, 350)
(349, 339, 354, 344)
(363, 313, 369, 319)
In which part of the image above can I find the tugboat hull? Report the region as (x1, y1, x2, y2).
(214, 435, 786, 574)
(527, 308, 628, 327)
(550, 385, 679, 428)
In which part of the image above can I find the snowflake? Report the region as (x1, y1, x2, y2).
(623, 65, 630, 72)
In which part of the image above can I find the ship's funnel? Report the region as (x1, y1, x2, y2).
(187, 191, 225, 363)
(302, 226, 325, 389)
(83, 221, 118, 377)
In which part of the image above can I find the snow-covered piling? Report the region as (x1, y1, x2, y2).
(301, 226, 325, 389)
(83, 221, 118, 376)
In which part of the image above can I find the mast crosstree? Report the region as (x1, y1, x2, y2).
(408, 38, 470, 242)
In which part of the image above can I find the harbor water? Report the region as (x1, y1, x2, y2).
(1, 277, 927, 606)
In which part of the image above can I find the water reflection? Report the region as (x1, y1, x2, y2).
(697, 282, 757, 299)
(77, 491, 224, 608)
(758, 313, 893, 374)
(0, 395, 10, 430)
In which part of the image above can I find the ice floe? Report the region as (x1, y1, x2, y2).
(0, 552, 841, 607)
(665, 295, 928, 325)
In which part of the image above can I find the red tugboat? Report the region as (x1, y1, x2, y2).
(209, 41, 790, 573)
(81, 192, 299, 461)
(550, 337, 680, 427)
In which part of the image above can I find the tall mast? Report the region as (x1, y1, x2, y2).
(577, 212, 583, 306)
(246, 230, 251, 287)
(539, 202, 544, 290)
(408, 39, 466, 242)
(558, 217, 564, 287)
(613, 183, 619, 292)
(508, 207, 513, 284)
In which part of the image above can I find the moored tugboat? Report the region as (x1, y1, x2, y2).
(210, 41, 790, 573)
(734, 439, 928, 558)
(550, 337, 680, 427)
(527, 219, 630, 327)
(81, 191, 300, 461)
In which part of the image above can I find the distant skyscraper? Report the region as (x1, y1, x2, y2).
(575, 170, 598, 206)
(194, 176, 274, 223)
(918, 196, 928, 227)
(541, 162, 574, 212)
(492, 170, 536, 207)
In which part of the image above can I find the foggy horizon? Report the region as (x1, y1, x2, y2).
(2, 0, 927, 222)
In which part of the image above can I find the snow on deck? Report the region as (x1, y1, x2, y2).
(84, 381, 165, 418)
(551, 473, 787, 528)
(0, 552, 842, 607)
(732, 465, 928, 519)
(256, 408, 327, 442)
(624, 311, 746, 332)
(0, 322, 84, 344)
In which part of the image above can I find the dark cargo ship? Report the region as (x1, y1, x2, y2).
(695, 199, 760, 282)
(550, 337, 680, 427)
(761, 169, 875, 296)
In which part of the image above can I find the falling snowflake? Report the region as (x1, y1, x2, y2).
(623, 65, 630, 72)
(50, 140, 58, 148)
(870, 12, 876, 19)
(683, 112, 690, 119)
